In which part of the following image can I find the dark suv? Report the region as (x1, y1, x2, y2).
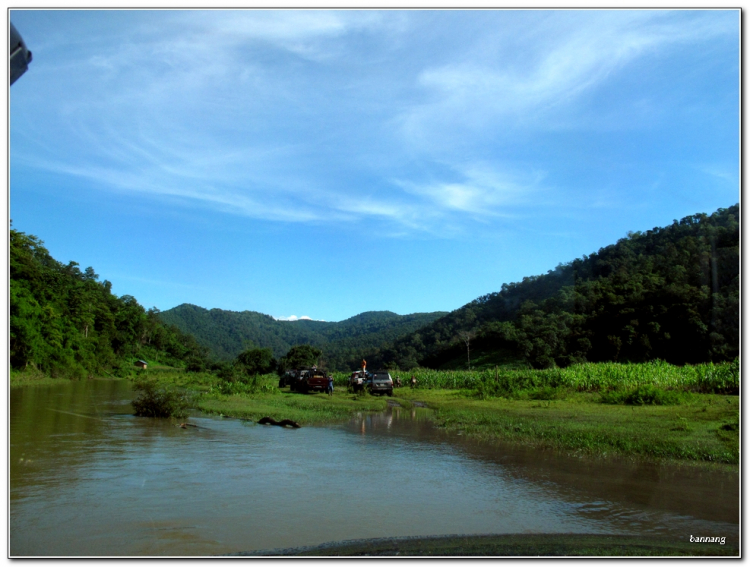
(369, 370, 394, 396)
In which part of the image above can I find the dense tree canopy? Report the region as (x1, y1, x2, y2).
(158, 305, 446, 370)
(236, 346, 276, 375)
(10, 228, 210, 377)
(11, 204, 737, 377)
(278, 344, 322, 371)
(369, 205, 739, 369)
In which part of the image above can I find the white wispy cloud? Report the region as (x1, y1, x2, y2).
(182, 10, 388, 60)
(14, 153, 327, 223)
(395, 162, 544, 217)
(274, 315, 324, 321)
(694, 163, 739, 186)
(11, 9, 737, 237)
(397, 10, 736, 147)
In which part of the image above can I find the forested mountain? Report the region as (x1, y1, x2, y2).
(157, 305, 447, 370)
(10, 204, 738, 377)
(10, 228, 211, 378)
(367, 205, 739, 370)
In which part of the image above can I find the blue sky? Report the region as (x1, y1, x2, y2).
(9, 9, 739, 322)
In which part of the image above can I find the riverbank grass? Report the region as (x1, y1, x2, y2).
(135, 370, 389, 424)
(56, 360, 738, 465)
(196, 388, 387, 424)
(391, 388, 739, 464)
(11, 368, 65, 387)
(10, 367, 121, 387)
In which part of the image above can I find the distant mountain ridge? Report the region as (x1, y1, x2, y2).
(157, 305, 447, 370)
(160, 204, 738, 372)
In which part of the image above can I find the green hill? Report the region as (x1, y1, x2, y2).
(367, 204, 739, 370)
(12, 203, 737, 377)
(157, 305, 447, 370)
(10, 228, 210, 377)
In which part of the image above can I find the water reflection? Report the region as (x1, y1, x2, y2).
(10, 382, 739, 556)
(344, 407, 739, 543)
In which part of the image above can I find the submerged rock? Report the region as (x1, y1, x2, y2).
(258, 416, 301, 428)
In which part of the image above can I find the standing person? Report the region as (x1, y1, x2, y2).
(411, 375, 417, 388)
(327, 373, 334, 397)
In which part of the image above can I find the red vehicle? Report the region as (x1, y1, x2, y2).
(289, 367, 329, 393)
(304, 368, 329, 393)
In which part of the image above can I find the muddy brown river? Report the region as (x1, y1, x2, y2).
(10, 380, 739, 556)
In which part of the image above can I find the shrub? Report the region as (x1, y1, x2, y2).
(186, 356, 206, 372)
(600, 385, 684, 406)
(131, 378, 189, 418)
(626, 385, 683, 405)
(216, 362, 240, 382)
(236, 347, 276, 375)
(49, 362, 87, 381)
(216, 373, 279, 396)
(527, 386, 561, 401)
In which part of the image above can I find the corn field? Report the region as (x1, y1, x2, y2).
(333, 359, 739, 395)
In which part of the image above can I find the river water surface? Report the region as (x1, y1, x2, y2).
(10, 380, 739, 556)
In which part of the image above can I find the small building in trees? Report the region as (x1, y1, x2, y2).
(135, 360, 148, 369)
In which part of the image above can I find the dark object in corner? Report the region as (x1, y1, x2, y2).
(10, 22, 32, 85)
(258, 416, 301, 428)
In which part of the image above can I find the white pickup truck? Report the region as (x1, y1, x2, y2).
(349, 370, 369, 393)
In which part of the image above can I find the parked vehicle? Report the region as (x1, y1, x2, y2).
(368, 370, 394, 396)
(288, 368, 308, 392)
(288, 367, 328, 393)
(349, 370, 370, 393)
(304, 368, 329, 393)
(279, 370, 296, 388)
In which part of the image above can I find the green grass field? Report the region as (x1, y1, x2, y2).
(391, 388, 738, 464)
(196, 389, 388, 424)
(329, 359, 739, 394)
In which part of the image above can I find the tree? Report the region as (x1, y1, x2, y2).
(370, 204, 738, 369)
(236, 346, 276, 375)
(458, 330, 477, 370)
(279, 344, 322, 371)
(10, 226, 213, 376)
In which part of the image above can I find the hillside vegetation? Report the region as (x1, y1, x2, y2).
(10, 228, 211, 378)
(157, 305, 446, 370)
(368, 204, 739, 370)
(10, 204, 738, 379)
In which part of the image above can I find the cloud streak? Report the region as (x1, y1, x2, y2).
(11, 9, 737, 237)
(397, 10, 736, 149)
(396, 163, 543, 216)
(274, 315, 323, 321)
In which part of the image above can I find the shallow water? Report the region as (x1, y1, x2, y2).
(10, 381, 738, 556)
